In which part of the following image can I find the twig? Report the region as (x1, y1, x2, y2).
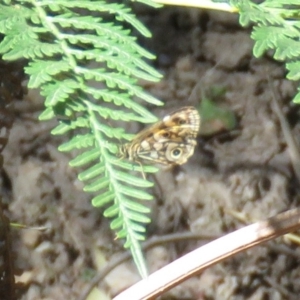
(264, 276, 298, 300)
(268, 76, 300, 183)
(152, 0, 238, 12)
(113, 209, 300, 300)
(77, 232, 215, 300)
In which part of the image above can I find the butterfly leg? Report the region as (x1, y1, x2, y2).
(133, 161, 146, 180)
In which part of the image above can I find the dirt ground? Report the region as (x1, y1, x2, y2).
(2, 6, 300, 300)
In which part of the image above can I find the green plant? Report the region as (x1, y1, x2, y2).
(231, 0, 300, 102)
(0, 0, 163, 277)
(154, 0, 300, 103)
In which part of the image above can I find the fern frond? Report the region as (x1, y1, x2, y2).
(0, 0, 163, 277)
(232, 0, 300, 103)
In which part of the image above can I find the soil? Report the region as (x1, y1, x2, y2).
(2, 5, 300, 300)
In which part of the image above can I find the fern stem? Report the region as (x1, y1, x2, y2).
(30, 0, 78, 70)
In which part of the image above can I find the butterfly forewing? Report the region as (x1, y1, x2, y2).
(118, 106, 200, 166)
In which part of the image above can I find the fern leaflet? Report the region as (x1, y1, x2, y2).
(232, 0, 300, 103)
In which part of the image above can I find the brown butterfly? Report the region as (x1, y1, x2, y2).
(118, 107, 200, 176)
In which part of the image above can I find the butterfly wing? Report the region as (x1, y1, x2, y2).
(135, 107, 200, 164)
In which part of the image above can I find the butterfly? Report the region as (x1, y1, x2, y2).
(118, 106, 200, 176)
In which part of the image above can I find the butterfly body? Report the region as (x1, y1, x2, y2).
(118, 106, 200, 166)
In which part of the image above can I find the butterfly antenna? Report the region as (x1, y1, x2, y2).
(188, 58, 225, 104)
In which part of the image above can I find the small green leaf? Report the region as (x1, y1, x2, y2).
(130, 222, 148, 233)
(114, 170, 154, 187)
(92, 191, 115, 207)
(118, 185, 153, 200)
(104, 204, 119, 218)
(111, 217, 124, 230)
(128, 212, 150, 224)
(123, 198, 150, 213)
(78, 163, 106, 181)
(84, 177, 110, 192)
(58, 134, 95, 152)
(69, 148, 99, 167)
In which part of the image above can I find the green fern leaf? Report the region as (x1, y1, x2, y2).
(124, 231, 146, 244)
(123, 198, 151, 213)
(110, 158, 158, 173)
(129, 242, 147, 278)
(114, 171, 154, 187)
(118, 185, 153, 200)
(26, 60, 72, 88)
(110, 217, 124, 230)
(84, 178, 110, 193)
(42, 81, 80, 106)
(59, 134, 95, 152)
(125, 211, 151, 224)
(103, 204, 119, 218)
(264, 0, 300, 6)
(83, 87, 159, 122)
(92, 191, 115, 207)
(130, 221, 149, 233)
(69, 149, 100, 167)
(78, 163, 106, 181)
(49, 117, 90, 132)
(0, 0, 164, 277)
(293, 91, 300, 103)
(286, 61, 300, 80)
(233, 0, 300, 104)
